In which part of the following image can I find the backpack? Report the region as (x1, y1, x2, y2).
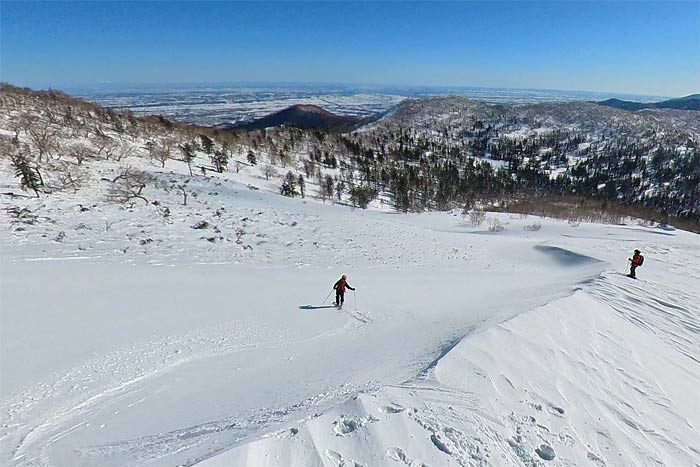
(638, 255, 644, 266)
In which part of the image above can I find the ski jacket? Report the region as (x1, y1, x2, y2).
(333, 278, 354, 293)
(631, 253, 643, 266)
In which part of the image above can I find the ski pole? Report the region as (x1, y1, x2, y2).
(353, 290, 358, 310)
(322, 289, 333, 304)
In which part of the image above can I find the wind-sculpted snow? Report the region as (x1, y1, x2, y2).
(1, 84, 698, 466)
(1, 138, 699, 466)
(2, 171, 616, 467)
(196, 219, 700, 467)
(533, 244, 601, 266)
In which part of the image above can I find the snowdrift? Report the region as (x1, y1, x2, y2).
(2, 162, 699, 466)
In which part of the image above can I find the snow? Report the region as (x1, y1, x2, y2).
(474, 157, 508, 169)
(2, 166, 699, 467)
(1, 101, 699, 466)
(196, 222, 700, 467)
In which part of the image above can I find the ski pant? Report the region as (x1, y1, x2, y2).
(335, 290, 345, 305)
(630, 264, 638, 278)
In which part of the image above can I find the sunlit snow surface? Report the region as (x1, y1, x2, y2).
(0, 84, 697, 466)
(1, 160, 698, 466)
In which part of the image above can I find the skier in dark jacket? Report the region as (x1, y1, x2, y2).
(333, 275, 355, 308)
(628, 249, 644, 279)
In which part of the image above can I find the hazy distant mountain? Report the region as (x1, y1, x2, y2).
(218, 104, 373, 132)
(598, 94, 700, 111)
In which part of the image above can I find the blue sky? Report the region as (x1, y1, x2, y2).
(1, 1, 698, 97)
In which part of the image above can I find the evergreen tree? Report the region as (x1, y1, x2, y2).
(247, 150, 257, 166)
(200, 134, 214, 154)
(280, 171, 298, 197)
(211, 149, 229, 173)
(349, 185, 378, 209)
(180, 142, 195, 176)
(12, 153, 43, 197)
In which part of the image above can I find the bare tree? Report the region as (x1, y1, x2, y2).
(279, 151, 291, 168)
(93, 134, 115, 160)
(145, 141, 156, 158)
(263, 164, 277, 181)
(153, 146, 170, 168)
(320, 174, 334, 202)
(176, 184, 188, 205)
(106, 167, 153, 204)
(49, 162, 87, 193)
(111, 142, 128, 162)
(0, 134, 18, 161)
(68, 143, 92, 166)
(152, 139, 174, 168)
(28, 121, 59, 162)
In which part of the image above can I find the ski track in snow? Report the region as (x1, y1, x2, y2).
(1, 305, 363, 467)
(2, 164, 699, 466)
(190, 221, 700, 467)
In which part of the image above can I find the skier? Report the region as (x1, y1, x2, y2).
(628, 249, 644, 279)
(333, 274, 355, 308)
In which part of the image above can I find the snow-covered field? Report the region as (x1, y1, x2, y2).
(1, 162, 698, 467)
(72, 85, 670, 127)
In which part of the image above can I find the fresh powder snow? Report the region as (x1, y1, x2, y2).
(0, 87, 698, 466)
(1, 165, 698, 466)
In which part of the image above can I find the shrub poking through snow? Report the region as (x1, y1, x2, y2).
(524, 222, 542, 231)
(105, 167, 153, 204)
(191, 220, 209, 230)
(470, 210, 486, 227)
(263, 164, 277, 181)
(488, 218, 504, 232)
(234, 227, 246, 244)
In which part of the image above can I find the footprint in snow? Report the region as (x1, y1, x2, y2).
(535, 444, 556, 461)
(324, 449, 365, 467)
(387, 447, 409, 463)
(587, 451, 606, 466)
(333, 417, 358, 435)
(388, 447, 430, 466)
(430, 433, 452, 454)
(379, 405, 405, 414)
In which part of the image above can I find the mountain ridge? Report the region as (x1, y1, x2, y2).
(597, 93, 700, 111)
(217, 104, 374, 132)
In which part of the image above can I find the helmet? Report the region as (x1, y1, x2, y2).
(634, 249, 640, 254)
(342, 275, 347, 279)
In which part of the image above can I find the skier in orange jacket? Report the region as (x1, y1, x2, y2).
(628, 249, 644, 279)
(333, 275, 355, 308)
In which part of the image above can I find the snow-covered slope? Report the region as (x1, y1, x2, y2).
(2, 161, 699, 466)
(1, 86, 698, 467)
(194, 219, 700, 467)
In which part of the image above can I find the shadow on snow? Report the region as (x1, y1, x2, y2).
(298, 304, 337, 310)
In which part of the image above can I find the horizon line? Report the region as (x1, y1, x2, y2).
(3, 80, 689, 101)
